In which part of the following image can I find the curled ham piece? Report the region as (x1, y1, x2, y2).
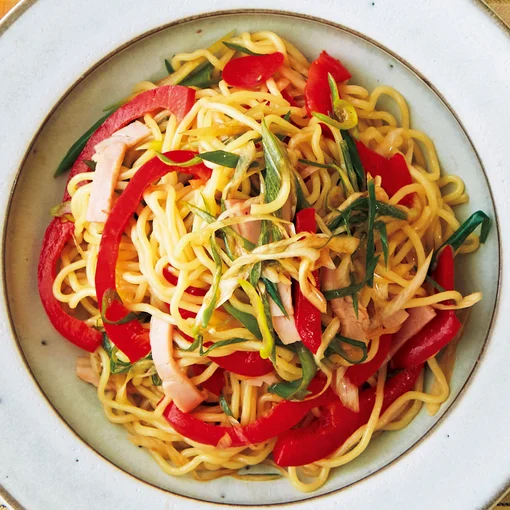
(322, 263, 369, 342)
(93, 121, 151, 153)
(269, 282, 301, 345)
(224, 198, 261, 245)
(86, 142, 126, 223)
(334, 365, 359, 412)
(388, 306, 437, 360)
(76, 356, 115, 391)
(86, 121, 152, 224)
(150, 317, 205, 413)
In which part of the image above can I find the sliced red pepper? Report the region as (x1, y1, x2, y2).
(38, 219, 102, 352)
(431, 245, 455, 304)
(273, 365, 422, 466)
(162, 266, 208, 297)
(95, 150, 211, 362)
(355, 141, 414, 207)
(345, 334, 392, 387)
(392, 311, 461, 369)
(281, 88, 298, 107)
(305, 50, 351, 117)
(222, 52, 285, 88)
(164, 376, 334, 446)
(212, 351, 273, 377)
(191, 365, 225, 396)
(63, 85, 196, 201)
(293, 208, 322, 354)
(393, 246, 460, 369)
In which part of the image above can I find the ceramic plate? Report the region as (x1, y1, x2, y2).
(0, 1, 509, 509)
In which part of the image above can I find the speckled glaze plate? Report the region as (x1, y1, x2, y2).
(0, 1, 509, 509)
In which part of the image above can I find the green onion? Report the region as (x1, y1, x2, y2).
(312, 111, 349, 131)
(193, 237, 222, 338)
(152, 373, 162, 386)
(164, 58, 174, 74)
(323, 280, 366, 300)
(374, 220, 389, 267)
(366, 180, 377, 288)
(298, 158, 331, 169)
(187, 203, 256, 251)
(180, 61, 218, 89)
(425, 274, 446, 293)
(222, 302, 262, 339)
(223, 41, 261, 55)
(326, 335, 368, 364)
(239, 279, 275, 359)
(198, 150, 240, 168)
(375, 202, 407, 219)
(324, 255, 379, 301)
(434, 210, 491, 266)
(200, 337, 247, 356)
(102, 335, 133, 374)
(157, 150, 240, 170)
(339, 140, 359, 193)
(294, 175, 311, 213)
(101, 289, 139, 325)
(341, 130, 366, 191)
(156, 152, 202, 167)
(54, 109, 116, 177)
(268, 343, 317, 400)
(261, 278, 288, 317)
(83, 159, 97, 171)
(219, 394, 234, 417)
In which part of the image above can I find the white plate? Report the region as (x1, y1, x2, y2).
(0, 1, 509, 509)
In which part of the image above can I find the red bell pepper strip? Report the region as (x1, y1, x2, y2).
(95, 150, 211, 362)
(431, 245, 455, 303)
(273, 365, 422, 466)
(345, 334, 392, 387)
(305, 51, 351, 117)
(222, 53, 285, 88)
(62, 85, 196, 201)
(355, 141, 414, 207)
(281, 88, 298, 107)
(38, 219, 103, 352)
(191, 365, 225, 396)
(162, 266, 208, 297)
(293, 208, 322, 354)
(164, 377, 334, 446)
(392, 246, 460, 369)
(212, 351, 273, 377)
(391, 311, 461, 369)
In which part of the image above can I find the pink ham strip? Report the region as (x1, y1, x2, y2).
(150, 317, 205, 413)
(269, 282, 301, 345)
(76, 356, 115, 391)
(224, 198, 261, 245)
(322, 265, 369, 342)
(388, 305, 437, 359)
(94, 121, 151, 153)
(86, 141, 126, 223)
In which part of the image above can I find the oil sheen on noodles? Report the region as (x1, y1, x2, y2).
(47, 30, 487, 493)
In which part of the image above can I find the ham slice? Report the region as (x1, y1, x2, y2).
(150, 317, 204, 413)
(322, 263, 369, 342)
(76, 356, 115, 391)
(224, 199, 261, 245)
(94, 121, 151, 153)
(86, 141, 126, 223)
(269, 282, 301, 345)
(388, 306, 437, 359)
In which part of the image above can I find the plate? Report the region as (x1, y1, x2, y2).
(0, 1, 509, 509)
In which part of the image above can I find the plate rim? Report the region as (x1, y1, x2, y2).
(0, 2, 508, 509)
